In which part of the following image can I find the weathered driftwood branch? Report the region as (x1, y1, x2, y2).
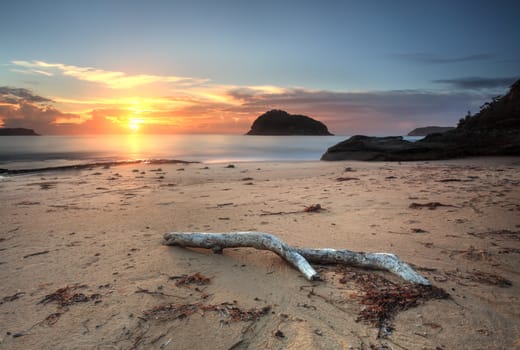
(295, 248, 430, 285)
(163, 232, 430, 285)
(164, 232, 319, 280)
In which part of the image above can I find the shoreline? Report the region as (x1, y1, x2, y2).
(0, 159, 197, 175)
(2, 155, 519, 176)
(1, 158, 519, 349)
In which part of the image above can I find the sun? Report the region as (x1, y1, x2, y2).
(128, 118, 143, 132)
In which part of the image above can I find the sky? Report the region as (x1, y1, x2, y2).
(0, 0, 519, 135)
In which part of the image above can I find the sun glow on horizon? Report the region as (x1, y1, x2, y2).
(128, 117, 143, 132)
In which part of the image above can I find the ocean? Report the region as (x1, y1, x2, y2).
(0, 134, 422, 171)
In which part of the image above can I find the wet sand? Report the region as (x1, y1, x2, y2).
(1, 158, 519, 349)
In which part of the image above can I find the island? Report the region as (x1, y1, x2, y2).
(321, 79, 520, 161)
(407, 126, 454, 136)
(0, 128, 40, 136)
(246, 110, 333, 135)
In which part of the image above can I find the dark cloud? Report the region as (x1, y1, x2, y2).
(0, 86, 53, 103)
(227, 87, 261, 100)
(226, 88, 479, 117)
(399, 53, 494, 64)
(432, 77, 518, 90)
(0, 102, 79, 134)
(0, 87, 78, 134)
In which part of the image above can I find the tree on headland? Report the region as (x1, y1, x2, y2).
(458, 110, 472, 128)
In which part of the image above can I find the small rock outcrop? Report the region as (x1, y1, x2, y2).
(407, 126, 454, 136)
(0, 128, 40, 136)
(320, 135, 453, 161)
(246, 110, 333, 136)
(322, 79, 520, 161)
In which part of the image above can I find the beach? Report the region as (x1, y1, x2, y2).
(1, 158, 519, 349)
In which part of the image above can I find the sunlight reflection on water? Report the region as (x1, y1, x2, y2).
(0, 134, 422, 169)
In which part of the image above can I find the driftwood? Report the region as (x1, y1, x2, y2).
(164, 232, 318, 280)
(295, 248, 430, 285)
(163, 232, 430, 285)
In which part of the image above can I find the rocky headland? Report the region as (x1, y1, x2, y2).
(407, 126, 454, 136)
(246, 110, 333, 135)
(0, 128, 40, 136)
(322, 79, 520, 161)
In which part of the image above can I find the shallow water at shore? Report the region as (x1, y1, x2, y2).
(0, 134, 423, 170)
(0, 134, 343, 169)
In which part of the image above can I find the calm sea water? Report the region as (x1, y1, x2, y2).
(0, 134, 422, 170)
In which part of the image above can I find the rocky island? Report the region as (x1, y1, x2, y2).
(321, 79, 520, 161)
(0, 128, 40, 136)
(407, 126, 454, 136)
(246, 110, 333, 135)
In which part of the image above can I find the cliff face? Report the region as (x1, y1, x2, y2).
(0, 128, 40, 136)
(246, 110, 333, 136)
(322, 79, 520, 161)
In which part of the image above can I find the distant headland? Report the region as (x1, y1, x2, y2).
(407, 126, 454, 136)
(246, 110, 333, 136)
(0, 128, 40, 136)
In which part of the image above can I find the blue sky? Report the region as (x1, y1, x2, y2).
(0, 0, 519, 134)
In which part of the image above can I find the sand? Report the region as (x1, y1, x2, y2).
(0, 158, 519, 349)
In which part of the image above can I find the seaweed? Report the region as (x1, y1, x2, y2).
(338, 269, 449, 338)
(409, 202, 455, 210)
(169, 272, 211, 287)
(142, 302, 271, 323)
(38, 285, 101, 307)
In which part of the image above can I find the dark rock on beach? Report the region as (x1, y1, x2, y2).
(407, 126, 454, 136)
(0, 128, 40, 136)
(322, 79, 520, 161)
(246, 110, 333, 136)
(320, 135, 456, 161)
